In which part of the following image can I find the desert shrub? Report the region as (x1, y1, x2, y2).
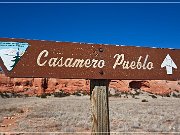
(24, 94, 29, 97)
(12, 92, 23, 98)
(38, 93, 52, 98)
(171, 91, 180, 98)
(53, 90, 70, 97)
(0, 107, 24, 114)
(131, 89, 141, 96)
(80, 90, 89, 95)
(131, 94, 135, 98)
(72, 90, 85, 96)
(0, 92, 11, 98)
(0, 92, 24, 98)
(36, 95, 40, 98)
(46, 93, 51, 96)
(113, 93, 121, 97)
(142, 99, 148, 102)
(0, 92, 3, 98)
(40, 93, 47, 98)
(121, 91, 129, 95)
(165, 93, 170, 97)
(73, 92, 81, 96)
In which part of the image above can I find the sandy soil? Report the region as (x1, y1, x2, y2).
(0, 95, 179, 135)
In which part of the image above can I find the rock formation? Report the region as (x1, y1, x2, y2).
(0, 72, 179, 96)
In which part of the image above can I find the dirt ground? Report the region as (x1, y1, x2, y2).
(0, 95, 179, 135)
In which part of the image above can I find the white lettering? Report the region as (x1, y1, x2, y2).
(113, 54, 124, 69)
(36, 50, 153, 71)
(113, 54, 153, 70)
(98, 60, 105, 68)
(123, 61, 129, 69)
(72, 59, 84, 68)
(37, 50, 49, 66)
(147, 62, 154, 70)
(142, 55, 148, 69)
(36, 50, 106, 69)
(64, 58, 73, 67)
(92, 59, 98, 68)
(57, 57, 64, 67)
(130, 61, 136, 69)
(48, 58, 58, 67)
(84, 59, 92, 67)
(137, 56, 142, 69)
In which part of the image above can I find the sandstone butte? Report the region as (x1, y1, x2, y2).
(0, 72, 179, 96)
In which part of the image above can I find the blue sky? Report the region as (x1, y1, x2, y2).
(0, 1, 180, 49)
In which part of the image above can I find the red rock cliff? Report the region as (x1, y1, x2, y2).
(0, 72, 179, 96)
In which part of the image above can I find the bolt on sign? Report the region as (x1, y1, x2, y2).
(0, 38, 179, 80)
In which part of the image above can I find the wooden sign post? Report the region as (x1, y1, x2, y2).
(90, 80, 110, 135)
(0, 38, 180, 134)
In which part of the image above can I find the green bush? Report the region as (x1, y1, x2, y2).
(53, 90, 70, 97)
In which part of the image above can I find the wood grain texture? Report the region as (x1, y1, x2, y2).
(90, 80, 110, 135)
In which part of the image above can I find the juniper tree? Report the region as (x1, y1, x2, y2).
(10, 49, 20, 69)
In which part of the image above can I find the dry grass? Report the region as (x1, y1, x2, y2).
(0, 95, 179, 134)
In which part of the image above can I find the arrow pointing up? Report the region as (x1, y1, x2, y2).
(161, 54, 177, 75)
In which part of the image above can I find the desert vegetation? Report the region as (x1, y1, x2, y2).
(0, 93, 179, 134)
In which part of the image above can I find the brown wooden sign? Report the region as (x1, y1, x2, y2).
(0, 38, 179, 80)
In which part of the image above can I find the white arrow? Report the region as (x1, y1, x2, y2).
(161, 54, 177, 75)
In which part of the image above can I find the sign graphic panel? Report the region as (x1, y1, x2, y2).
(0, 41, 29, 71)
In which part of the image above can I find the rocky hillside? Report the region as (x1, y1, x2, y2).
(0, 72, 179, 97)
